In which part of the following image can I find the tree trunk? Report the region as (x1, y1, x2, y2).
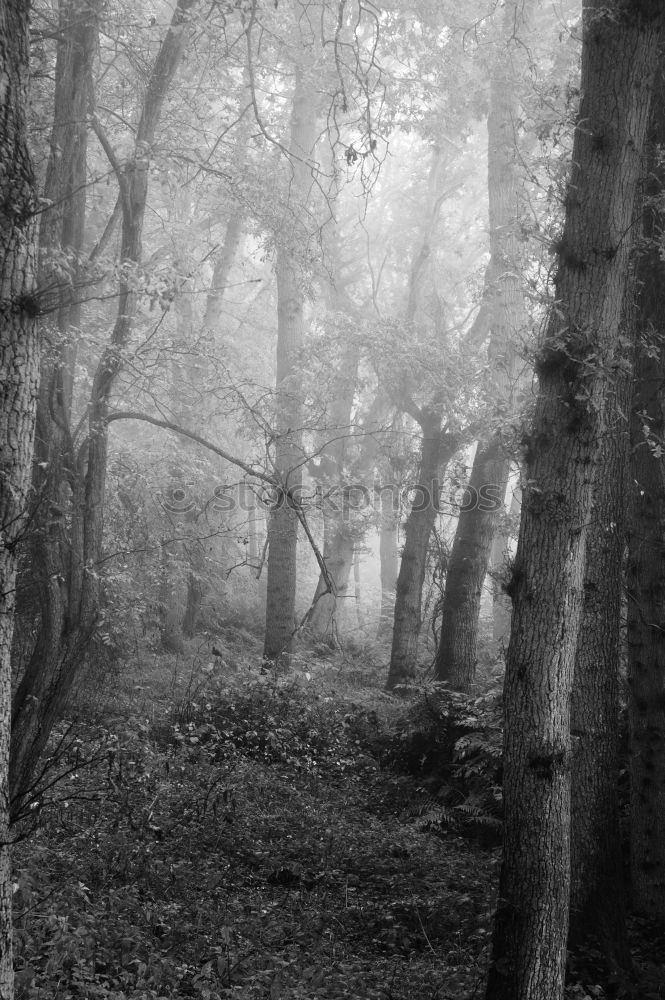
(378, 485, 400, 634)
(306, 337, 359, 642)
(486, 6, 662, 999)
(158, 540, 186, 654)
(435, 0, 528, 691)
(435, 444, 510, 690)
(569, 373, 630, 969)
(203, 212, 244, 335)
(263, 56, 318, 662)
(11, 0, 198, 809)
(626, 78, 665, 923)
(0, 0, 40, 991)
(353, 548, 364, 632)
(307, 513, 355, 642)
(490, 481, 520, 651)
(387, 418, 456, 689)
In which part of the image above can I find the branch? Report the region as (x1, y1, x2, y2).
(106, 411, 273, 483)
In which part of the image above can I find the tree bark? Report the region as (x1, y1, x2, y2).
(569, 373, 630, 969)
(10, 0, 198, 809)
(490, 480, 520, 651)
(0, 0, 40, 992)
(626, 77, 665, 923)
(486, 6, 662, 999)
(263, 55, 318, 662)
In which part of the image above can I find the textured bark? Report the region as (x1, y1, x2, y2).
(486, 7, 662, 999)
(628, 346, 665, 924)
(569, 375, 630, 969)
(13, 0, 101, 761)
(626, 80, 665, 923)
(11, 0, 197, 809)
(0, 0, 40, 992)
(435, 0, 527, 691)
(435, 445, 510, 690)
(263, 57, 318, 662)
(387, 419, 456, 689)
(490, 481, 520, 650)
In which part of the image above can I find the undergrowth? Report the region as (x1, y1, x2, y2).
(11, 644, 653, 1000)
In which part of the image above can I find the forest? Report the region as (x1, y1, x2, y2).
(1, 0, 665, 998)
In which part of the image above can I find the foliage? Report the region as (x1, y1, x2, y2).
(13, 663, 499, 1000)
(374, 684, 504, 844)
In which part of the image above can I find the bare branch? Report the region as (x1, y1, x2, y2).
(107, 410, 273, 483)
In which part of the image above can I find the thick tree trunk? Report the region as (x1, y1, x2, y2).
(569, 376, 630, 969)
(11, 0, 197, 808)
(435, 444, 510, 690)
(263, 58, 317, 662)
(486, 6, 662, 999)
(0, 0, 40, 992)
(490, 481, 520, 651)
(12, 0, 101, 788)
(387, 419, 456, 689)
(628, 344, 665, 924)
(626, 83, 665, 922)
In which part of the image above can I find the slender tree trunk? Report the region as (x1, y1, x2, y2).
(11, 0, 198, 808)
(378, 485, 400, 634)
(626, 81, 665, 922)
(486, 7, 662, 999)
(569, 373, 630, 969)
(306, 338, 359, 642)
(0, 0, 40, 991)
(307, 513, 355, 642)
(435, 445, 510, 689)
(263, 57, 318, 662)
(387, 419, 456, 689)
(435, 0, 528, 691)
(353, 548, 364, 632)
(203, 212, 244, 334)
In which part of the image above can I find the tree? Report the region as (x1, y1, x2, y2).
(305, 332, 360, 644)
(384, 141, 481, 689)
(0, 0, 40, 991)
(486, 5, 663, 998)
(11, 0, 199, 810)
(626, 67, 665, 926)
(435, 0, 529, 692)
(569, 369, 630, 967)
(262, 43, 319, 662)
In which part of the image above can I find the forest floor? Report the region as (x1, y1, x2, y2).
(10, 626, 665, 1000)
